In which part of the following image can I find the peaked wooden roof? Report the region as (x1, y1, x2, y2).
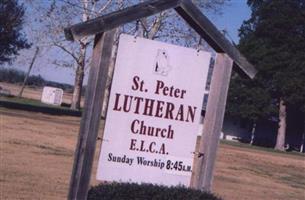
(64, 0, 257, 78)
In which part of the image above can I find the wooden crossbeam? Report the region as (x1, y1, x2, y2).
(64, 0, 256, 79)
(64, 0, 181, 41)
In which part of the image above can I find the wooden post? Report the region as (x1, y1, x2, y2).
(191, 53, 233, 191)
(68, 29, 116, 200)
(190, 135, 201, 187)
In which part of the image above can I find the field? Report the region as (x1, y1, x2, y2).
(0, 82, 84, 107)
(1, 83, 305, 200)
(1, 107, 304, 200)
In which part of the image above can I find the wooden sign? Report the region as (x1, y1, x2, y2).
(65, 1, 257, 199)
(96, 34, 211, 186)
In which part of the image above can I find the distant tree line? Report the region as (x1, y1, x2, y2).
(0, 68, 74, 92)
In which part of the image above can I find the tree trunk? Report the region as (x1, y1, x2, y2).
(70, 0, 89, 110)
(300, 119, 305, 153)
(250, 122, 256, 145)
(18, 47, 39, 98)
(300, 131, 305, 153)
(275, 99, 287, 151)
(70, 43, 86, 110)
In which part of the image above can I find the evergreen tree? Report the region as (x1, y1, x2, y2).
(228, 0, 305, 150)
(0, 0, 30, 64)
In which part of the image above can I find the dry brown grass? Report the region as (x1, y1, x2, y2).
(0, 108, 304, 200)
(213, 145, 305, 200)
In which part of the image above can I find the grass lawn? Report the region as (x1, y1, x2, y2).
(0, 95, 70, 109)
(0, 96, 82, 117)
(220, 140, 304, 157)
(0, 108, 304, 200)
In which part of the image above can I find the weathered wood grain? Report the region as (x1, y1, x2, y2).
(67, 29, 116, 200)
(191, 53, 233, 191)
(64, 0, 181, 41)
(190, 135, 201, 187)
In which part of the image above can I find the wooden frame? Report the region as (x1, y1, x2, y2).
(65, 0, 256, 78)
(67, 31, 116, 200)
(191, 54, 233, 189)
(64, 0, 257, 199)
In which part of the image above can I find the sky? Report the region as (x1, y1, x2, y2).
(10, 0, 251, 85)
(207, 0, 251, 43)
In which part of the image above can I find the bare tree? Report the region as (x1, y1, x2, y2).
(23, 0, 116, 109)
(25, 0, 228, 110)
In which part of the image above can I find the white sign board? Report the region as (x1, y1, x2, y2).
(41, 86, 63, 106)
(97, 34, 211, 186)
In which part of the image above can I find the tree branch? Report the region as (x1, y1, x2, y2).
(53, 42, 78, 62)
(148, 12, 166, 39)
(98, 0, 113, 13)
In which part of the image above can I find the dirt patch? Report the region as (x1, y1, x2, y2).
(0, 108, 304, 200)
